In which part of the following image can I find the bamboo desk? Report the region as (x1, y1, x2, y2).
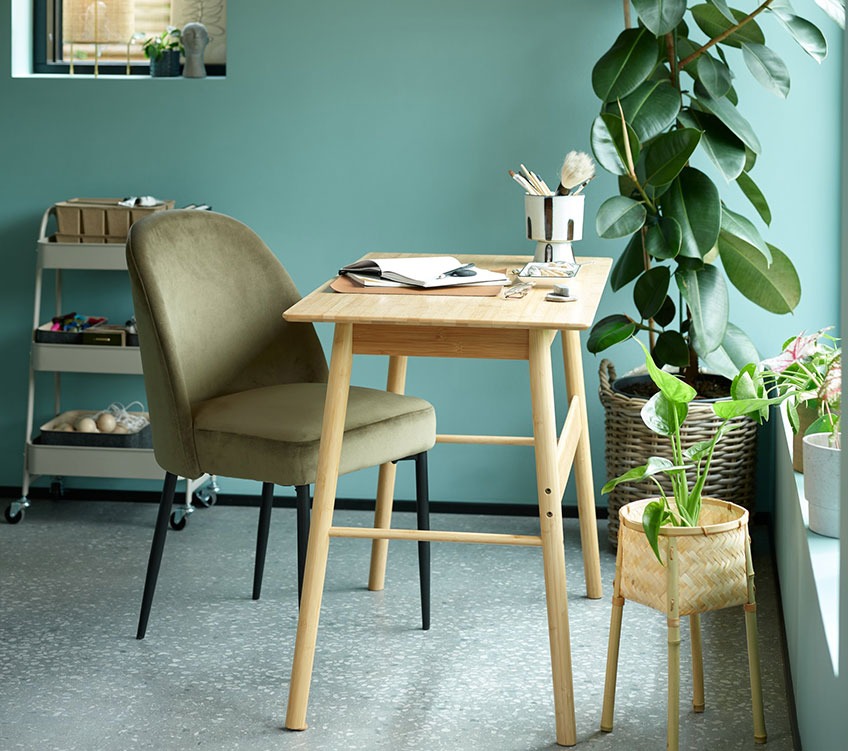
(283, 253, 612, 747)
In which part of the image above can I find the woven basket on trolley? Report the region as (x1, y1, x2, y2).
(599, 359, 758, 548)
(617, 498, 750, 614)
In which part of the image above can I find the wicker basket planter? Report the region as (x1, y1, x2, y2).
(599, 359, 759, 547)
(601, 497, 766, 750)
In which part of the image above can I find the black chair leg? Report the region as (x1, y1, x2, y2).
(295, 484, 311, 603)
(414, 452, 431, 631)
(253, 482, 275, 600)
(136, 472, 178, 640)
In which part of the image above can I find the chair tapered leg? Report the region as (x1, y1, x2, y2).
(295, 485, 311, 603)
(253, 482, 275, 600)
(136, 472, 178, 640)
(414, 452, 431, 631)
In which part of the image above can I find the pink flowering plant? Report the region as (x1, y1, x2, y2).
(759, 328, 841, 448)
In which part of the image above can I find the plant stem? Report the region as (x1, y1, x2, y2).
(677, 0, 775, 70)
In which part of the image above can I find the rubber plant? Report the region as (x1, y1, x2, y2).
(587, 0, 843, 385)
(602, 339, 782, 561)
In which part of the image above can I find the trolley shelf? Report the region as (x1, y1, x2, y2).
(37, 239, 128, 271)
(32, 343, 143, 374)
(26, 441, 163, 481)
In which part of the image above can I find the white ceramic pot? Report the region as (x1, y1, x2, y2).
(802, 432, 841, 538)
(524, 194, 584, 263)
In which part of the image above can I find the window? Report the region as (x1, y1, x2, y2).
(34, 0, 226, 75)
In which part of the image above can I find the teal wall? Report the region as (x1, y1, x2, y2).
(0, 1, 842, 507)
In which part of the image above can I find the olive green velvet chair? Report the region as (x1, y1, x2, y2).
(127, 210, 436, 640)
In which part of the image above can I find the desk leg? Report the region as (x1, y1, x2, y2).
(368, 355, 408, 591)
(530, 330, 577, 747)
(286, 323, 354, 731)
(561, 329, 602, 600)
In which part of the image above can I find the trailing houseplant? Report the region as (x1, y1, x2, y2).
(601, 339, 780, 561)
(586, 0, 843, 384)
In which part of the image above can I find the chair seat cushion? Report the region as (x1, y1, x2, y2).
(193, 383, 436, 487)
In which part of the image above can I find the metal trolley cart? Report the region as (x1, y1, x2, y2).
(6, 205, 216, 528)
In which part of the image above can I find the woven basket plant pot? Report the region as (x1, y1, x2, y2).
(599, 360, 759, 548)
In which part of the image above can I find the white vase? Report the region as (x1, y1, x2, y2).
(802, 432, 841, 538)
(524, 194, 584, 264)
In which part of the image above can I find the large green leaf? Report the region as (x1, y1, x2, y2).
(587, 314, 636, 353)
(610, 232, 646, 291)
(720, 205, 771, 261)
(676, 264, 729, 354)
(691, 4, 766, 47)
(642, 499, 667, 563)
(696, 322, 761, 379)
(592, 27, 660, 103)
(591, 112, 641, 177)
(653, 295, 677, 327)
(736, 171, 772, 225)
(642, 391, 689, 437)
(678, 109, 746, 182)
(596, 196, 648, 238)
(770, 8, 828, 63)
(645, 216, 682, 259)
(654, 330, 690, 367)
(662, 167, 721, 260)
(632, 0, 688, 35)
(637, 339, 698, 403)
(696, 53, 733, 98)
(601, 456, 682, 494)
(718, 240, 801, 313)
(707, 0, 737, 23)
(615, 80, 681, 143)
(634, 266, 671, 319)
(694, 91, 762, 154)
(741, 43, 791, 98)
(643, 128, 702, 187)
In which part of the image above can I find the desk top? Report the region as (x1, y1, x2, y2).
(284, 253, 612, 331)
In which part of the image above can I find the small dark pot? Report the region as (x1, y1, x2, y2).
(149, 50, 181, 77)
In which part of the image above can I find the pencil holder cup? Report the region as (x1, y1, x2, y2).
(524, 194, 584, 264)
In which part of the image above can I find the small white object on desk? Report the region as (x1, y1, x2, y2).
(546, 283, 576, 303)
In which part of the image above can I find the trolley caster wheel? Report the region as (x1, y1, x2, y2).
(194, 486, 217, 508)
(169, 511, 188, 531)
(4, 505, 24, 524)
(50, 480, 65, 500)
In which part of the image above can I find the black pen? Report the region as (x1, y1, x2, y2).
(436, 263, 476, 279)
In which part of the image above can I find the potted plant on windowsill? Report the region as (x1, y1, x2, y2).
(142, 27, 183, 77)
(759, 328, 841, 536)
(599, 338, 781, 749)
(586, 0, 843, 544)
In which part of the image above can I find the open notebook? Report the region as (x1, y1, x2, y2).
(339, 256, 508, 288)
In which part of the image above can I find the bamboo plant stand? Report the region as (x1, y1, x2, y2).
(600, 498, 767, 750)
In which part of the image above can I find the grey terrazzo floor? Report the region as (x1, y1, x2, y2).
(1, 498, 795, 751)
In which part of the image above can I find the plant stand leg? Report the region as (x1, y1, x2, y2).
(666, 537, 680, 751)
(744, 536, 768, 744)
(601, 529, 625, 733)
(690, 614, 705, 713)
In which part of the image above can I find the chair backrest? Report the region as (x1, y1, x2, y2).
(126, 210, 329, 478)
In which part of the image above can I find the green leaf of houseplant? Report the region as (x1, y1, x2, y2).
(643, 128, 702, 187)
(645, 216, 682, 259)
(677, 264, 729, 354)
(596, 196, 648, 238)
(691, 4, 766, 47)
(601, 456, 684, 493)
(614, 80, 681, 143)
(591, 113, 642, 177)
(653, 295, 677, 327)
(632, 0, 688, 35)
(642, 499, 667, 564)
(707, 0, 737, 23)
(654, 330, 690, 367)
(741, 43, 791, 98)
(662, 167, 721, 260)
(592, 27, 660, 103)
(720, 205, 771, 261)
(587, 314, 637, 353)
(718, 240, 801, 313)
(636, 339, 698, 404)
(769, 8, 828, 63)
(697, 322, 761, 380)
(695, 53, 733, 98)
(610, 232, 646, 291)
(678, 109, 746, 182)
(634, 266, 671, 319)
(736, 171, 772, 225)
(642, 391, 690, 436)
(694, 91, 762, 154)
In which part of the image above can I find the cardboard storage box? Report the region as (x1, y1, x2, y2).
(39, 410, 152, 448)
(54, 198, 175, 243)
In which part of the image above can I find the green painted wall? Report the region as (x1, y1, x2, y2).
(0, 1, 842, 507)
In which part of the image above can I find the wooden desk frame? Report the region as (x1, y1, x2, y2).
(283, 254, 611, 747)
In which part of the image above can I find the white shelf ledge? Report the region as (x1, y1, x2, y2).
(32, 343, 143, 374)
